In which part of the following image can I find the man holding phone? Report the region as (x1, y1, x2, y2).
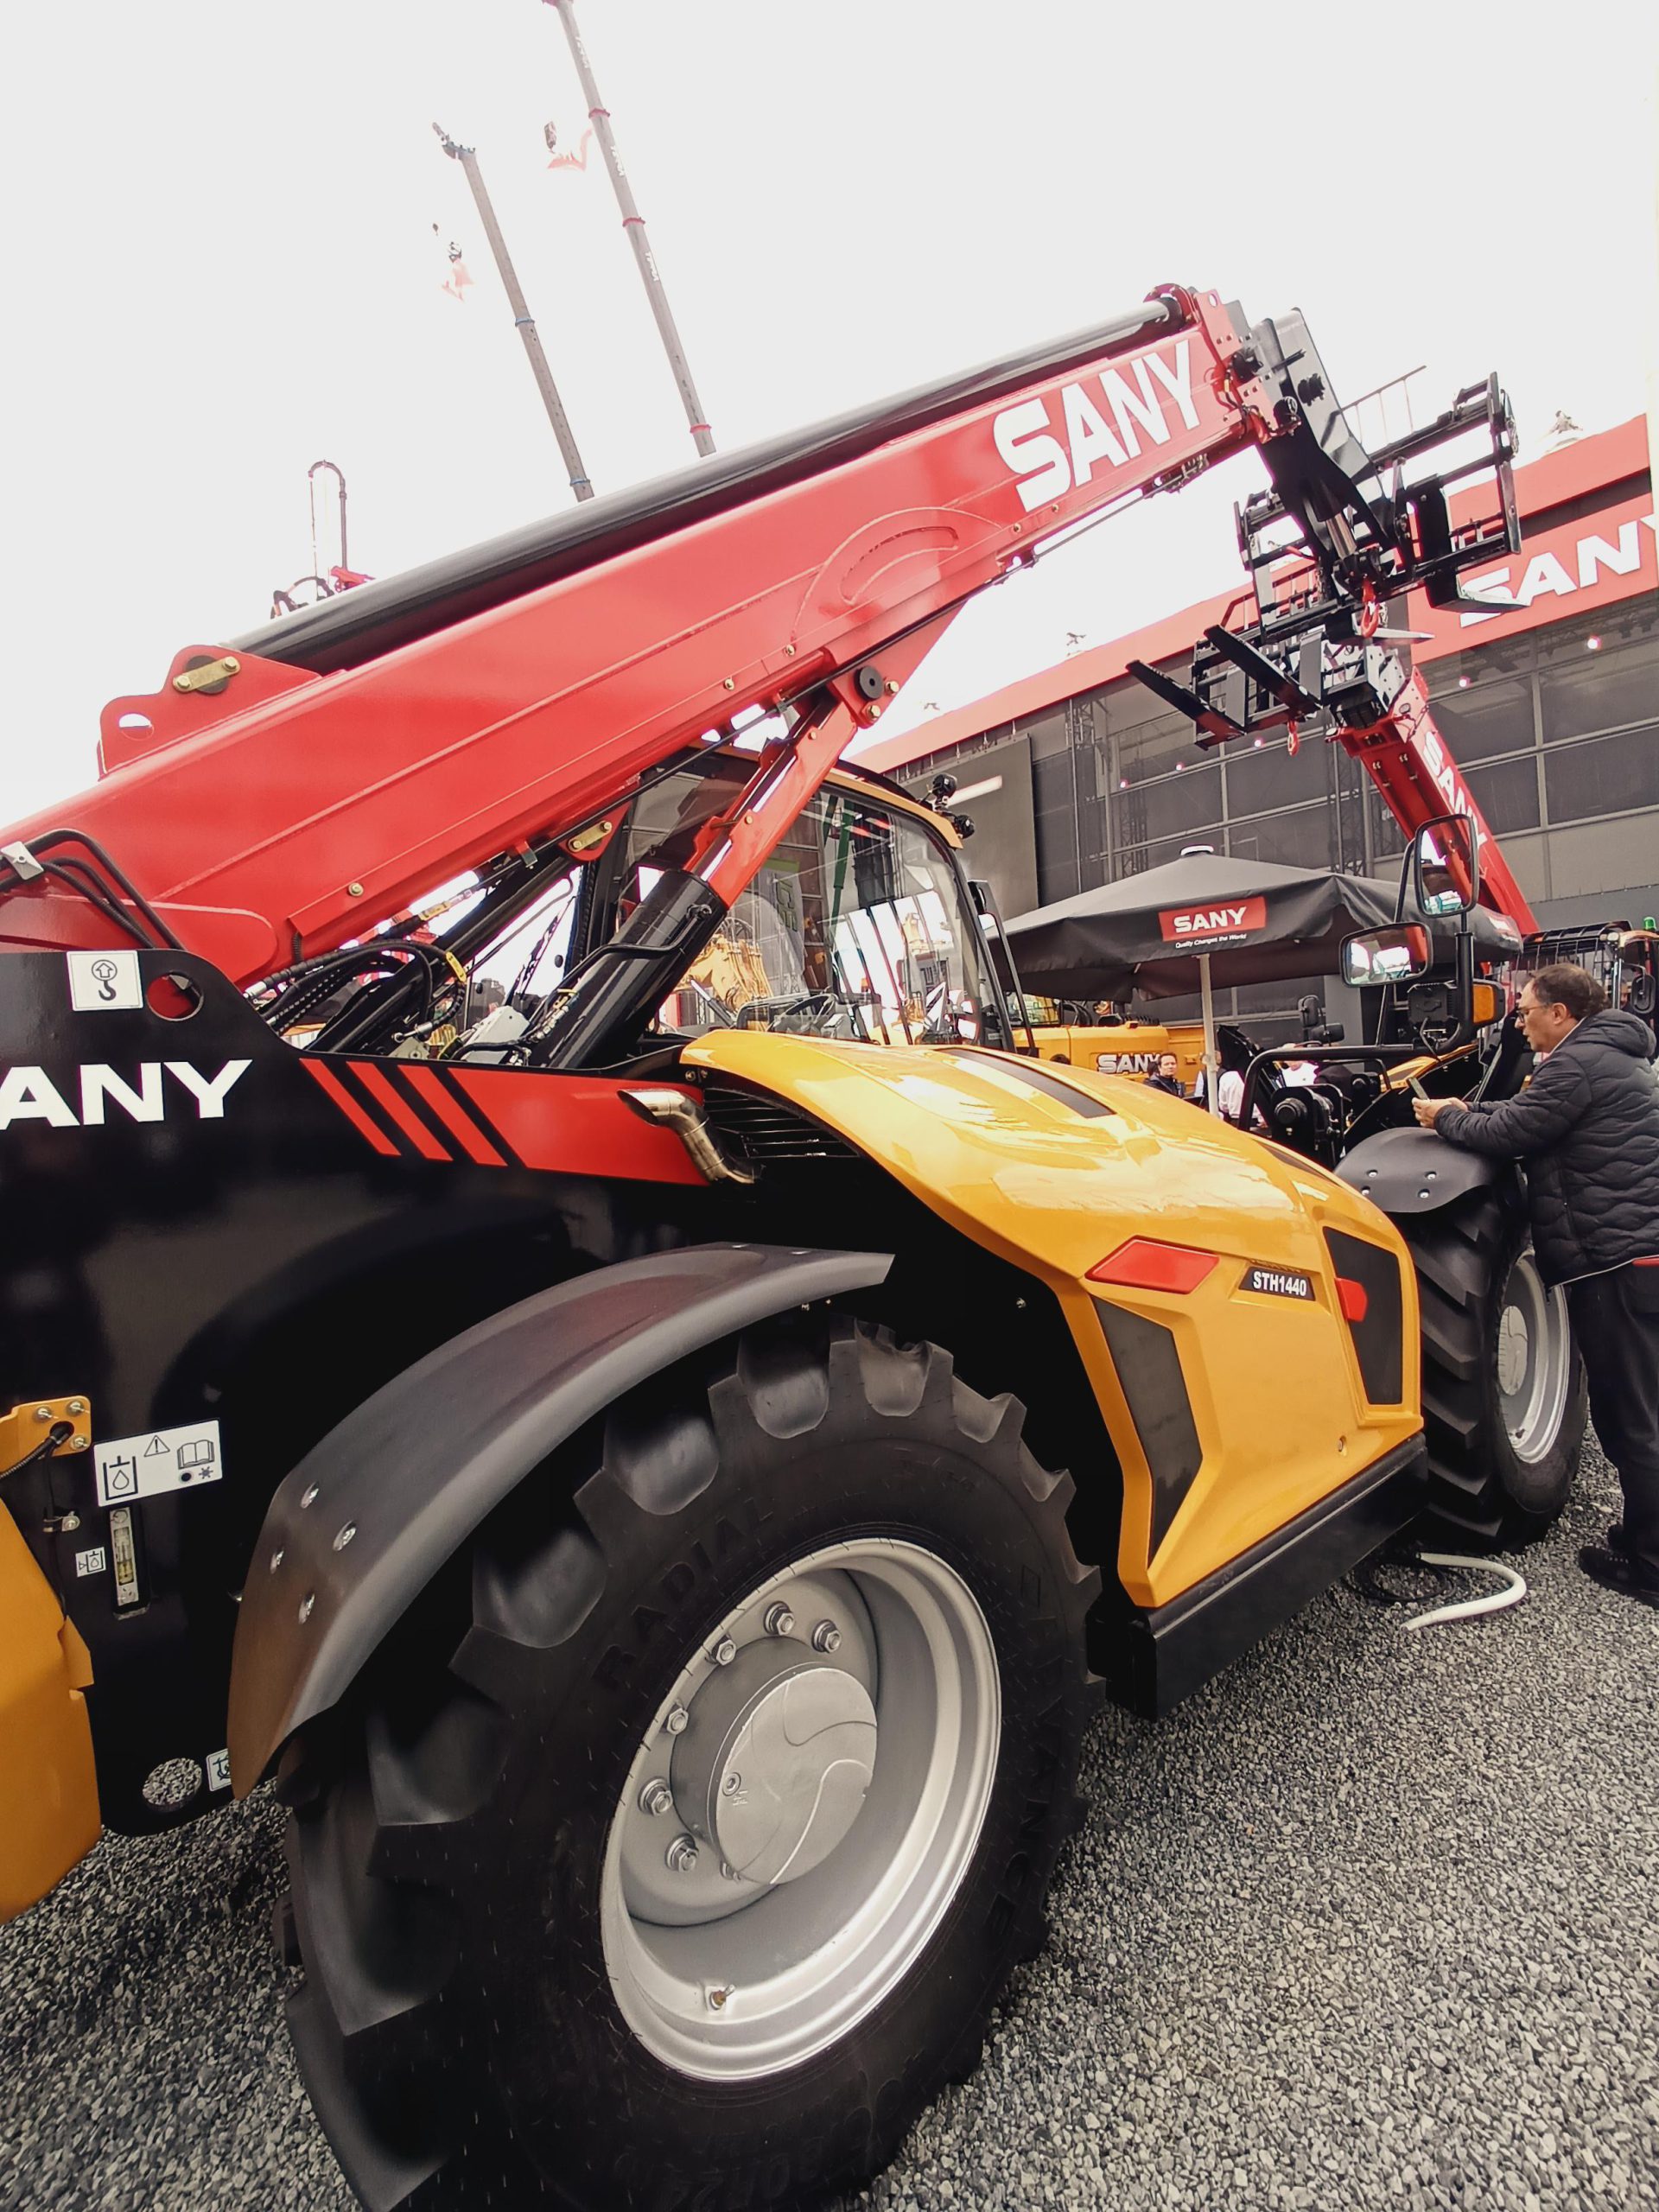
(1414, 963, 1659, 1608)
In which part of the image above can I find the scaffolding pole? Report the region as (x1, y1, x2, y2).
(435, 124, 595, 502)
(542, 0, 715, 457)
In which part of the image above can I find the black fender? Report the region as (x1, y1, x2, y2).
(1337, 1125, 1514, 1217)
(226, 1242, 892, 1791)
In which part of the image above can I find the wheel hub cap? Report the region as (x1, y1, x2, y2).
(672, 1643, 877, 1885)
(601, 1540, 1001, 2081)
(1497, 1304, 1530, 1397)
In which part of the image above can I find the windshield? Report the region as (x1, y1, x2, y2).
(618, 772, 1004, 1046)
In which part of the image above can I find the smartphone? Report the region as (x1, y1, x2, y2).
(1407, 1075, 1430, 1103)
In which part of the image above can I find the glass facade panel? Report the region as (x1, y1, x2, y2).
(1226, 804, 1335, 869)
(1031, 750, 1081, 902)
(1465, 753, 1542, 834)
(1542, 724, 1659, 823)
(1114, 708, 1198, 781)
(1224, 734, 1328, 816)
(1424, 672, 1535, 763)
(1540, 628, 1659, 741)
(1132, 763, 1223, 845)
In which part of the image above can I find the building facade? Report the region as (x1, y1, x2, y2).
(861, 418, 1658, 1026)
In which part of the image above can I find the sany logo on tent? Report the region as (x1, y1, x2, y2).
(1159, 898, 1268, 944)
(992, 343, 1202, 514)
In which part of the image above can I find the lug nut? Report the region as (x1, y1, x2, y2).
(300, 1481, 320, 1509)
(721, 1771, 741, 1797)
(811, 1620, 842, 1654)
(639, 1778, 673, 1818)
(711, 1637, 737, 1666)
(763, 1603, 795, 1637)
(269, 1548, 284, 1573)
(707, 1984, 734, 2010)
(665, 1834, 699, 1875)
(333, 1522, 357, 1551)
(664, 1705, 690, 1735)
(719, 1860, 741, 1882)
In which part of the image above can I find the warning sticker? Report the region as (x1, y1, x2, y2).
(205, 1749, 232, 1792)
(67, 949, 143, 1012)
(74, 1546, 108, 1578)
(94, 1419, 224, 1507)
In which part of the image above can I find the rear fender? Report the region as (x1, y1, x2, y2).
(226, 1242, 891, 1792)
(1338, 1126, 1512, 1217)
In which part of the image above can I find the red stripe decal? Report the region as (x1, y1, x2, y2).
(302, 1058, 399, 1156)
(448, 1069, 705, 1185)
(350, 1063, 451, 1161)
(403, 1065, 509, 1166)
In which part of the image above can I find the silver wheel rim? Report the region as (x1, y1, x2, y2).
(1497, 1249, 1573, 1465)
(599, 1537, 1001, 2081)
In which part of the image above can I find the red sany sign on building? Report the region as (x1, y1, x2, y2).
(1158, 897, 1268, 944)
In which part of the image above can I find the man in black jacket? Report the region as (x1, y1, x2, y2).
(1144, 1052, 1186, 1098)
(1414, 963, 1659, 1608)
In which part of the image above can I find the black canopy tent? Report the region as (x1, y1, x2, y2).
(1002, 855, 1517, 1114)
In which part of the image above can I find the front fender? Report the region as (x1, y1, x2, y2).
(227, 1242, 891, 1791)
(1338, 1125, 1511, 1217)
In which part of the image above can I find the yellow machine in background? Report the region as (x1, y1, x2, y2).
(1014, 995, 1205, 1084)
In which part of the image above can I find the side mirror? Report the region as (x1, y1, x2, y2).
(1340, 923, 1434, 987)
(1413, 814, 1478, 918)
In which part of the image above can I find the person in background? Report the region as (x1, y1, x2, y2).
(1414, 963, 1659, 1610)
(1145, 1051, 1185, 1098)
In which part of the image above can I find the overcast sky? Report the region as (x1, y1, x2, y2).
(4, 1, 1656, 823)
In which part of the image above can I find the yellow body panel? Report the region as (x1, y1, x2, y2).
(0, 1503, 99, 1920)
(686, 1034, 1421, 1607)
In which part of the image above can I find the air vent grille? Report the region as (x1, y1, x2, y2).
(701, 1083, 858, 1166)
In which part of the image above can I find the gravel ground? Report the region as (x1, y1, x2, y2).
(3, 1434, 1656, 2212)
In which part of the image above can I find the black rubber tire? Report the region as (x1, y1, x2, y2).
(278, 1314, 1097, 2212)
(1398, 1185, 1586, 1547)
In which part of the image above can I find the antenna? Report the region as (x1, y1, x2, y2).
(541, 1, 715, 457)
(434, 123, 595, 502)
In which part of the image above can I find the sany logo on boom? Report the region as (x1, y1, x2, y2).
(0, 1059, 251, 1131)
(993, 341, 1201, 513)
(1395, 681, 1488, 843)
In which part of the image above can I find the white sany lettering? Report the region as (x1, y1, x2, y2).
(1516, 551, 1574, 603)
(1100, 359, 1171, 458)
(1174, 906, 1247, 935)
(0, 1058, 255, 1131)
(1061, 382, 1128, 486)
(79, 1063, 165, 1125)
(993, 397, 1071, 512)
(1460, 514, 1657, 627)
(1577, 521, 1643, 587)
(1143, 341, 1199, 429)
(1457, 569, 1517, 627)
(0, 1065, 78, 1130)
(994, 344, 1195, 510)
(165, 1059, 251, 1118)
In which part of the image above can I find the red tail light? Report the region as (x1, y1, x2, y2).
(1337, 1276, 1370, 1323)
(1088, 1238, 1218, 1294)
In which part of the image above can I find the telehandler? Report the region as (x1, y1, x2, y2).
(0, 285, 1560, 2209)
